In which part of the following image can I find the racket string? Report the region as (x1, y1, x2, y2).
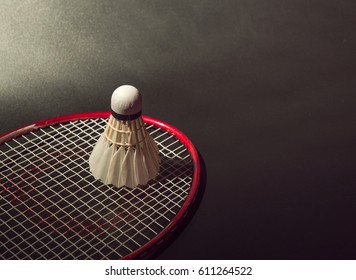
(0, 117, 194, 259)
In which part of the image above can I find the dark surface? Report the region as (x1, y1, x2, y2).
(1, 0, 355, 259)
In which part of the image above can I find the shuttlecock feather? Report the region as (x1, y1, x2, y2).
(89, 85, 160, 188)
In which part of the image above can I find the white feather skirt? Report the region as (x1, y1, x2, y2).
(89, 116, 160, 188)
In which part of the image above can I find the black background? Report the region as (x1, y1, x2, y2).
(1, 0, 355, 259)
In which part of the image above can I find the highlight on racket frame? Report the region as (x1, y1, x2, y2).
(0, 112, 200, 259)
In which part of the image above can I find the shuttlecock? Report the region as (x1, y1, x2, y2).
(89, 85, 160, 188)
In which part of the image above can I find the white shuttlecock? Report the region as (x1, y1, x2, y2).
(89, 85, 160, 188)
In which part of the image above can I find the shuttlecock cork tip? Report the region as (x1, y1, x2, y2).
(111, 85, 142, 118)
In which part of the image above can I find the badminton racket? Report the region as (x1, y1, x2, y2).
(0, 112, 200, 259)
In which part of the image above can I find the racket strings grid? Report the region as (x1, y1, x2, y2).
(0, 115, 198, 260)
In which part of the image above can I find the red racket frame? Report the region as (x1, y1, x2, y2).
(0, 112, 200, 259)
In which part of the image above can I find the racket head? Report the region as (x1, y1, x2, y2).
(0, 112, 200, 259)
